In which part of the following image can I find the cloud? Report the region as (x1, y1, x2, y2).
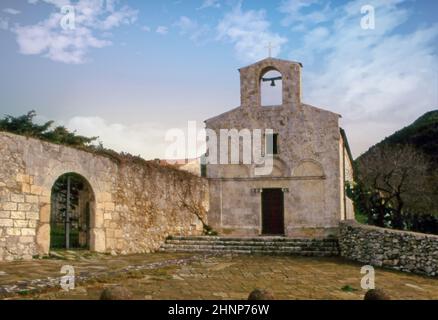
(13, 0, 138, 64)
(156, 26, 169, 35)
(198, 0, 221, 10)
(174, 16, 210, 43)
(217, 4, 288, 62)
(283, 0, 438, 157)
(279, 0, 332, 28)
(0, 17, 8, 30)
(65, 116, 205, 160)
(141, 25, 151, 32)
(3, 8, 21, 15)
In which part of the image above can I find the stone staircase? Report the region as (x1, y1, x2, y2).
(160, 236, 340, 257)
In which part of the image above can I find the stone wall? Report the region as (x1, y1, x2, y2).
(0, 132, 208, 261)
(339, 220, 438, 277)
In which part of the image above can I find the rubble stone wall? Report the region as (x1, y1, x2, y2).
(339, 220, 438, 277)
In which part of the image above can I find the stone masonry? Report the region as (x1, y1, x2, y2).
(205, 58, 355, 238)
(339, 220, 438, 277)
(0, 131, 208, 261)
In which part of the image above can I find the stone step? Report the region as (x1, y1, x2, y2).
(160, 248, 337, 257)
(161, 244, 337, 251)
(165, 240, 338, 247)
(168, 236, 337, 243)
(163, 243, 338, 251)
(160, 236, 340, 257)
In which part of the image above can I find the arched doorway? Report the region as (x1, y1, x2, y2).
(50, 173, 94, 250)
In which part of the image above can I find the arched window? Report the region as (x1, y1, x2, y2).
(260, 69, 283, 106)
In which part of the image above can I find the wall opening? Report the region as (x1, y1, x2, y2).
(50, 173, 95, 250)
(260, 69, 283, 106)
(261, 188, 285, 235)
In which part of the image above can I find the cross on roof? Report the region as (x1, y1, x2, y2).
(265, 42, 277, 58)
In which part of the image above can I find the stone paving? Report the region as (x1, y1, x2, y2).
(1, 252, 437, 300)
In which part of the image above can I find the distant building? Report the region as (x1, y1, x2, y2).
(158, 158, 202, 176)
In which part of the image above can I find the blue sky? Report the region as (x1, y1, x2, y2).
(0, 0, 437, 159)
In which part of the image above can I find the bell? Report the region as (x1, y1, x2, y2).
(270, 80, 276, 87)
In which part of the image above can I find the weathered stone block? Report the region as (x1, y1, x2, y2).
(16, 174, 30, 184)
(25, 195, 39, 203)
(30, 185, 43, 195)
(28, 220, 37, 228)
(2, 202, 17, 211)
(26, 212, 39, 220)
(18, 203, 32, 211)
(0, 211, 10, 219)
(36, 223, 50, 255)
(11, 211, 26, 220)
(39, 204, 50, 223)
(20, 236, 34, 243)
(21, 228, 36, 236)
(99, 192, 112, 202)
(6, 228, 21, 236)
(14, 220, 28, 228)
(10, 194, 25, 203)
(104, 202, 115, 211)
(0, 219, 13, 227)
(21, 183, 31, 194)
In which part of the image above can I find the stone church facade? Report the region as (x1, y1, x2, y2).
(205, 58, 354, 238)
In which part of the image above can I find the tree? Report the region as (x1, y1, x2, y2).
(0, 110, 53, 137)
(0, 110, 97, 148)
(355, 144, 436, 230)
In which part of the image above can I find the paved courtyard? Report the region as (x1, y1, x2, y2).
(1, 252, 437, 300)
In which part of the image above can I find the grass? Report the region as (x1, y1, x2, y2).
(355, 212, 368, 225)
(341, 285, 359, 292)
(50, 224, 86, 249)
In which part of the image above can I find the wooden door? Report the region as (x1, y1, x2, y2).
(262, 189, 285, 235)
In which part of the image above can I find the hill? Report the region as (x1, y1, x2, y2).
(353, 109, 438, 234)
(358, 110, 438, 166)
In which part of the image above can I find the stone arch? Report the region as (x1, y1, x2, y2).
(292, 159, 324, 177)
(271, 157, 289, 177)
(255, 157, 289, 177)
(239, 58, 302, 108)
(36, 171, 102, 254)
(260, 67, 283, 106)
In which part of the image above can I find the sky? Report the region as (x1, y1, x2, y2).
(0, 0, 437, 160)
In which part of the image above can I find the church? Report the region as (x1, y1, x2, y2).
(205, 58, 355, 238)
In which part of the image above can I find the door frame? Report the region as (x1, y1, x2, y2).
(260, 188, 285, 236)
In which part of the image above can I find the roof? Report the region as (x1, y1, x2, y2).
(205, 103, 341, 124)
(340, 128, 354, 164)
(238, 57, 304, 70)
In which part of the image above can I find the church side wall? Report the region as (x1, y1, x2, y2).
(0, 132, 208, 261)
(344, 146, 355, 220)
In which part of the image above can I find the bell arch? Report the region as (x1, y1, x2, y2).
(260, 67, 283, 106)
(239, 58, 302, 109)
